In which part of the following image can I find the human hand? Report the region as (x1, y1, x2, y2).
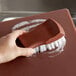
(0, 30, 35, 64)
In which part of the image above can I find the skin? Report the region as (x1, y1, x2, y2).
(0, 30, 35, 64)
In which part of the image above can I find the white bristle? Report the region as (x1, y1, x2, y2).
(12, 21, 29, 30)
(54, 41, 59, 47)
(57, 38, 62, 48)
(51, 43, 55, 49)
(46, 44, 52, 50)
(31, 19, 46, 23)
(39, 45, 47, 52)
(61, 36, 66, 46)
(34, 47, 39, 53)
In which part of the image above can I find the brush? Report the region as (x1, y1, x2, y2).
(12, 18, 66, 55)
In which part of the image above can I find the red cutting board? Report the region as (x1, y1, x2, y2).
(0, 9, 76, 76)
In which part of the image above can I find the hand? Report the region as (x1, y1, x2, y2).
(0, 30, 35, 64)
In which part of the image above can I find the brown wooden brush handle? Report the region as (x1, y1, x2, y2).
(19, 19, 65, 48)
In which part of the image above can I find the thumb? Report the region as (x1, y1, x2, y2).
(17, 48, 36, 57)
(10, 30, 26, 41)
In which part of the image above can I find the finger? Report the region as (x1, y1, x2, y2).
(8, 30, 27, 45)
(17, 48, 36, 57)
(10, 30, 26, 40)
